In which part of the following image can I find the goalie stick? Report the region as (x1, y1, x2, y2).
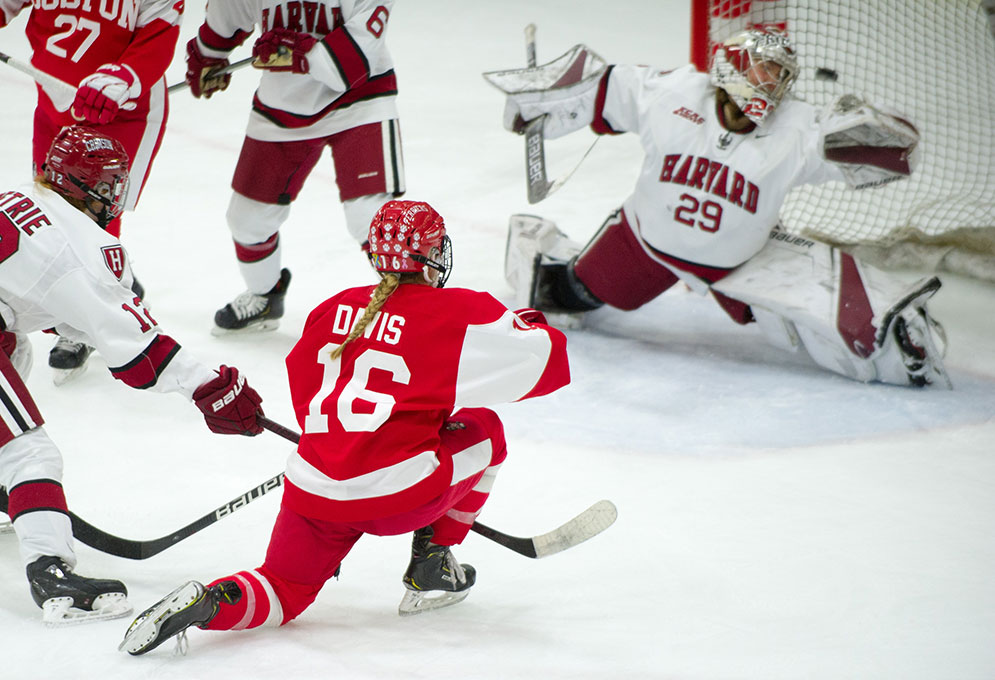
(256, 416, 618, 559)
(522, 24, 553, 204)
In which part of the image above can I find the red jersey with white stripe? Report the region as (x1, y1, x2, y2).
(0, 183, 214, 396)
(283, 284, 570, 522)
(195, 0, 398, 141)
(0, 0, 182, 123)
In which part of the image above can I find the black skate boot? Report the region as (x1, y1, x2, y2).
(119, 579, 242, 656)
(27, 556, 131, 625)
(398, 526, 476, 616)
(48, 336, 94, 385)
(212, 268, 291, 335)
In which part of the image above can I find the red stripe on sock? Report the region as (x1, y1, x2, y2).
(7, 480, 68, 520)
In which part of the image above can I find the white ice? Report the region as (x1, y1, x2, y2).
(1, 2, 994, 679)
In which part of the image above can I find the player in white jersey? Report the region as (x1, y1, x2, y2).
(182, 0, 404, 335)
(497, 28, 949, 388)
(0, 127, 266, 626)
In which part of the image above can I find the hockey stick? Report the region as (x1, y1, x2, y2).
(257, 416, 618, 559)
(0, 475, 283, 560)
(166, 55, 255, 93)
(522, 24, 553, 204)
(0, 50, 76, 112)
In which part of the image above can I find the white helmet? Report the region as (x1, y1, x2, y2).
(709, 27, 799, 126)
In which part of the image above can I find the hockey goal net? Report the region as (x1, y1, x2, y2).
(690, 0, 995, 280)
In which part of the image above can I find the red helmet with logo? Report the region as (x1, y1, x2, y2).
(368, 200, 452, 286)
(44, 126, 130, 228)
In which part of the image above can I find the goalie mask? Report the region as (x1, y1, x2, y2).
(44, 126, 130, 229)
(369, 200, 452, 287)
(709, 27, 799, 126)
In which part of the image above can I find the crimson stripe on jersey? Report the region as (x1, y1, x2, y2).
(6, 479, 68, 520)
(0, 351, 44, 440)
(235, 234, 280, 263)
(591, 66, 622, 135)
(320, 27, 370, 87)
(251, 71, 397, 129)
(198, 23, 251, 51)
(837, 253, 877, 358)
(109, 335, 181, 389)
(641, 241, 735, 283)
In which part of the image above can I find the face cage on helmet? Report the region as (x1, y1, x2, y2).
(408, 234, 453, 288)
(712, 33, 798, 126)
(67, 172, 129, 229)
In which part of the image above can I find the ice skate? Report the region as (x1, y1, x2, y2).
(212, 268, 291, 335)
(398, 527, 476, 616)
(26, 556, 131, 626)
(119, 579, 241, 656)
(48, 336, 94, 386)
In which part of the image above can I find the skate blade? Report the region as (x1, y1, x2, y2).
(51, 364, 89, 386)
(119, 581, 201, 655)
(397, 588, 470, 616)
(42, 593, 132, 627)
(210, 318, 281, 337)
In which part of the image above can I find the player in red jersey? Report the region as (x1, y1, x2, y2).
(0, 127, 265, 626)
(0, 0, 184, 376)
(120, 200, 572, 656)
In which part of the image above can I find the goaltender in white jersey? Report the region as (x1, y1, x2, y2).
(494, 27, 948, 388)
(0, 127, 266, 626)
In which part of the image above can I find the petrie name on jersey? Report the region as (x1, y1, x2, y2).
(0, 191, 52, 235)
(32, 0, 140, 31)
(261, 1, 344, 34)
(333, 304, 404, 345)
(659, 153, 760, 214)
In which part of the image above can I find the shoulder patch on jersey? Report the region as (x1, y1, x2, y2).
(101, 245, 126, 280)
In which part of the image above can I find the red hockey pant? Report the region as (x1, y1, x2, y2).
(204, 407, 507, 629)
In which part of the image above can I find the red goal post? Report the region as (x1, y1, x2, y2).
(689, 0, 995, 280)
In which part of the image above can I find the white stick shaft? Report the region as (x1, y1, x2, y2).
(0, 52, 76, 112)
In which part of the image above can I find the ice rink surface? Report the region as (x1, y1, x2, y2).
(1, 2, 993, 678)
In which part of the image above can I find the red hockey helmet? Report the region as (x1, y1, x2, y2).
(44, 126, 130, 229)
(368, 200, 452, 287)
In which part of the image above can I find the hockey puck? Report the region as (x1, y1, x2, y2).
(815, 67, 839, 82)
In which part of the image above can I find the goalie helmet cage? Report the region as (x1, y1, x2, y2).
(689, 0, 995, 281)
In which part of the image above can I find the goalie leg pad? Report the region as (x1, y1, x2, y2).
(712, 231, 951, 387)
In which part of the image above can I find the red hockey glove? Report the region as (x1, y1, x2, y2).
(185, 39, 232, 99)
(514, 308, 548, 325)
(252, 28, 317, 74)
(193, 366, 263, 436)
(72, 64, 140, 124)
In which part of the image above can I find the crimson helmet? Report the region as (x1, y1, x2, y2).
(368, 200, 452, 287)
(709, 27, 798, 126)
(44, 126, 130, 228)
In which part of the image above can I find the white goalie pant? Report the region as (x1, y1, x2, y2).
(711, 232, 952, 388)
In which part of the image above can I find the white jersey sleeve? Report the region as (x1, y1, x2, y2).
(0, 185, 215, 397)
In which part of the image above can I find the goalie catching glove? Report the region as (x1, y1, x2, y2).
(193, 365, 264, 435)
(820, 94, 920, 189)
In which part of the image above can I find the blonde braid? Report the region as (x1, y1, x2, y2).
(329, 274, 402, 361)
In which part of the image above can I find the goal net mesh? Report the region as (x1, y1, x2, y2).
(691, 0, 995, 280)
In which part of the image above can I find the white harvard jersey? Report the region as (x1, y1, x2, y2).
(198, 0, 398, 142)
(597, 64, 846, 272)
(0, 184, 214, 396)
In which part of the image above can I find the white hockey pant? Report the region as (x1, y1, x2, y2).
(711, 231, 951, 388)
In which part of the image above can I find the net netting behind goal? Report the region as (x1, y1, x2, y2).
(690, 0, 995, 280)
